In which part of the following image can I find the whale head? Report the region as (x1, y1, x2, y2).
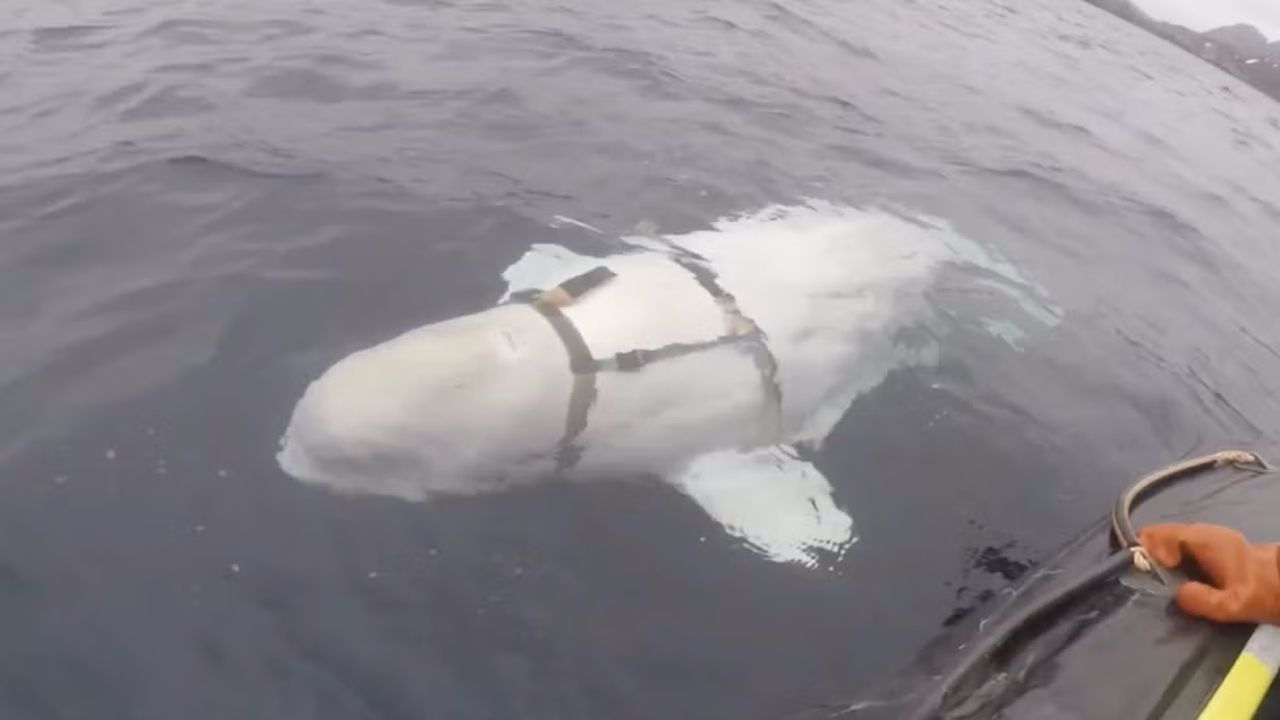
(278, 303, 572, 498)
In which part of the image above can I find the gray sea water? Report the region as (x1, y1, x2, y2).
(4, 0, 1280, 718)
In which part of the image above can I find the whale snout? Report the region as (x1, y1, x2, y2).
(277, 350, 442, 496)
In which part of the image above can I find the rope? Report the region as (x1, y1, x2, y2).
(1114, 450, 1270, 583)
(1130, 546, 1153, 574)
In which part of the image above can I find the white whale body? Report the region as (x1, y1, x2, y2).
(277, 202, 1054, 567)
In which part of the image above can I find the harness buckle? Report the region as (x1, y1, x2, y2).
(614, 349, 651, 371)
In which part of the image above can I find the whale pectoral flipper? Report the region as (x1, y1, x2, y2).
(667, 445, 857, 568)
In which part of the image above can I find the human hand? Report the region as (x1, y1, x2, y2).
(1138, 523, 1280, 625)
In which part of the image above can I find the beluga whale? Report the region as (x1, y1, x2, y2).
(277, 202, 1054, 567)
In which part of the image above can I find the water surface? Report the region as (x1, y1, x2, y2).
(3, 0, 1280, 718)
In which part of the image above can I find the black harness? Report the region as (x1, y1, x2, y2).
(512, 254, 782, 472)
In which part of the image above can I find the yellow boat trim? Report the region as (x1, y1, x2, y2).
(1196, 624, 1280, 720)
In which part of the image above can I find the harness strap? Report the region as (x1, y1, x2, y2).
(670, 256, 783, 439)
(516, 266, 615, 472)
(598, 337, 744, 372)
(517, 251, 784, 470)
(526, 300, 598, 470)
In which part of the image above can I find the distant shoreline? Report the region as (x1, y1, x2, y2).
(1085, 0, 1280, 102)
